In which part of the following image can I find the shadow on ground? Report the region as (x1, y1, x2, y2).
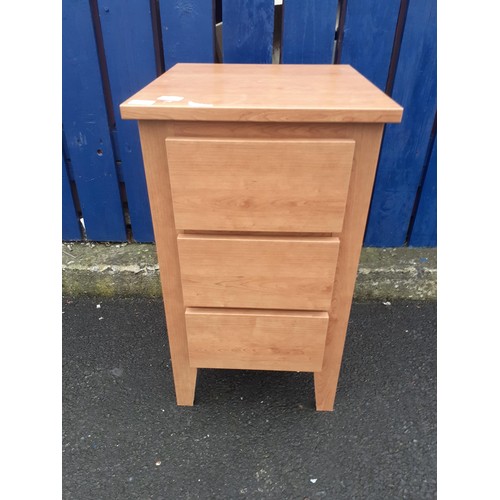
(63, 298, 436, 499)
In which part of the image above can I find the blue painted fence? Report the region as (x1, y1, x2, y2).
(62, 0, 436, 246)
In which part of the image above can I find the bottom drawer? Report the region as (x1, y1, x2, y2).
(185, 308, 328, 372)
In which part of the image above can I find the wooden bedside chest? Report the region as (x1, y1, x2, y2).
(120, 64, 403, 411)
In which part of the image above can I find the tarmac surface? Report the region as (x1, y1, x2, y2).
(63, 297, 436, 499)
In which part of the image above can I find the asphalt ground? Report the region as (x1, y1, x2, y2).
(62, 297, 436, 499)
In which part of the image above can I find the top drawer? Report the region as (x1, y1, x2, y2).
(166, 138, 355, 233)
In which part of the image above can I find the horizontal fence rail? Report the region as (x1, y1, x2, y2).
(62, 0, 437, 246)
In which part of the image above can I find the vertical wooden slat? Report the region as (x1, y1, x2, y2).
(99, 0, 156, 242)
(281, 0, 338, 64)
(222, 0, 274, 63)
(340, 0, 400, 91)
(364, 0, 436, 246)
(62, 0, 126, 242)
(409, 136, 437, 247)
(62, 157, 81, 241)
(159, 0, 215, 70)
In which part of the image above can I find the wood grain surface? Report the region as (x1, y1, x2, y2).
(314, 124, 385, 410)
(134, 116, 398, 410)
(167, 138, 355, 233)
(178, 234, 339, 310)
(138, 121, 197, 406)
(120, 64, 403, 122)
(185, 308, 329, 371)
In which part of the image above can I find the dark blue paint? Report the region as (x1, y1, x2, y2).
(341, 0, 400, 91)
(222, 0, 274, 63)
(62, 1, 437, 247)
(62, 157, 81, 240)
(62, 0, 126, 242)
(281, 0, 338, 64)
(160, 0, 215, 69)
(99, 0, 156, 242)
(409, 137, 437, 247)
(364, 0, 436, 246)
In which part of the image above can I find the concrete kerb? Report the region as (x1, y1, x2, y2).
(62, 243, 436, 300)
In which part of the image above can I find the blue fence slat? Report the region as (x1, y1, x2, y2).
(281, 0, 338, 64)
(62, 1, 437, 248)
(340, 0, 400, 91)
(62, 0, 126, 241)
(364, 0, 436, 246)
(222, 0, 274, 63)
(62, 157, 81, 240)
(99, 0, 156, 242)
(160, 0, 215, 70)
(409, 137, 437, 247)
(62, 0, 126, 242)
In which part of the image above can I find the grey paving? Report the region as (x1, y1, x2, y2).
(63, 298, 436, 499)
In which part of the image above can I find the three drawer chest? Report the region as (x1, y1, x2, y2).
(120, 64, 403, 411)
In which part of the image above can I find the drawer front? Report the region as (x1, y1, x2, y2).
(178, 234, 339, 310)
(185, 308, 328, 371)
(166, 138, 355, 233)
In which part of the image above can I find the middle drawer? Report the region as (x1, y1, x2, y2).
(177, 234, 339, 310)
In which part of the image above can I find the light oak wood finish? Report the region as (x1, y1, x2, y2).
(314, 124, 385, 411)
(185, 308, 329, 372)
(170, 121, 371, 139)
(137, 121, 197, 406)
(166, 138, 354, 233)
(122, 64, 403, 411)
(181, 230, 333, 237)
(178, 234, 340, 310)
(120, 64, 403, 123)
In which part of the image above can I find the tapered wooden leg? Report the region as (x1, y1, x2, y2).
(315, 124, 385, 411)
(138, 121, 197, 407)
(314, 309, 352, 411)
(170, 353, 197, 406)
(160, 283, 197, 406)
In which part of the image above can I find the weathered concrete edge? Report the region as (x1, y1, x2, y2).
(62, 243, 436, 300)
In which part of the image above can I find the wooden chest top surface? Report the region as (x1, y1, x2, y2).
(120, 63, 403, 123)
